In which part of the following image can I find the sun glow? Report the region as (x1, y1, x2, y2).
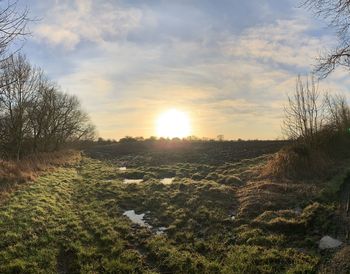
(156, 109, 191, 138)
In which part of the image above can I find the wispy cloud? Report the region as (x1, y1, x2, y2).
(23, 0, 348, 139)
(222, 19, 334, 70)
(34, 0, 142, 50)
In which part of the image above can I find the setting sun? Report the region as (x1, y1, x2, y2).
(156, 109, 191, 138)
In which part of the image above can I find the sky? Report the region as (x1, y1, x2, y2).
(15, 0, 350, 140)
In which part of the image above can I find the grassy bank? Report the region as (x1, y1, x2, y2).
(0, 150, 81, 202)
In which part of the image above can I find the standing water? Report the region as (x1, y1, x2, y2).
(160, 178, 175, 185)
(123, 179, 142, 184)
(123, 210, 152, 228)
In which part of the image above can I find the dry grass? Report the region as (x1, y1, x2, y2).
(0, 150, 81, 201)
(261, 145, 332, 180)
(236, 180, 320, 219)
(319, 245, 350, 274)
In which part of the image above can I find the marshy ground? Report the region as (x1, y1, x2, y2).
(0, 141, 349, 273)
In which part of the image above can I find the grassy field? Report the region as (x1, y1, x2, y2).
(0, 143, 349, 273)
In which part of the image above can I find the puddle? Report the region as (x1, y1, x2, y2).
(156, 226, 167, 235)
(123, 210, 152, 228)
(122, 210, 168, 235)
(294, 206, 302, 215)
(119, 167, 127, 171)
(123, 179, 143, 184)
(230, 209, 236, 220)
(160, 177, 175, 185)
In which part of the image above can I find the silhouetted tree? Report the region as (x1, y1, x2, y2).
(217, 134, 224, 141)
(282, 75, 324, 143)
(119, 136, 137, 143)
(0, 54, 40, 159)
(302, 0, 350, 77)
(0, 54, 95, 159)
(324, 93, 350, 132)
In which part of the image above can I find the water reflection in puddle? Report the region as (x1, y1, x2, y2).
(123, 210, 152, 228)
(123, 210, 168, 235)
(230, 210, 236, 220)
(160, 178, 175, 185)
(156, 227, 167, 235)
(123, 179, 143, 184)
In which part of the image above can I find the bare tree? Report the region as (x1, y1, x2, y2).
(283, 75, 324, 143)
(0, 54, 96, 159)
(0, 1, 29, 65)
(302, 0, 350, 78)
(324, 92, 350, 132)
(0, 54, 39, 159)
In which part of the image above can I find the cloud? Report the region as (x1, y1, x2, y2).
(34, 0, 142, 50)
(25, 0, 348, 140)
(221, 19, 335, 70)
(55, 18, 329, 139)
(36, 25, 80, 50)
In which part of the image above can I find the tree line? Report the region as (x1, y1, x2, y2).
(0, 54, 95, 160)
(0, 2, 95, 160)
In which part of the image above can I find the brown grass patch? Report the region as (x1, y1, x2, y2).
(319, 245, 350, 274)
(261, 145, 332, 180)
(0, 150, 81, 201)
(236, 180, 319, 219)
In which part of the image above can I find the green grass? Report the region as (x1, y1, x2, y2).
(0, 155, 341, 273)
(0, 167, 147, 273)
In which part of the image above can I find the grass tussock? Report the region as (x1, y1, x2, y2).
(262, 144, 332, 180)
(236, 180, 319, 219)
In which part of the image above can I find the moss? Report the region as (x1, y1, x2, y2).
(319, 163, 350, 202)
(301, 202, 335, 232)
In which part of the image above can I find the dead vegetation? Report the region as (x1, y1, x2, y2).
(319, 246, 350, 274)
(236, 179, 320, 219)
(261, 145, 333, 180)
(0, 150, 81, 202)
